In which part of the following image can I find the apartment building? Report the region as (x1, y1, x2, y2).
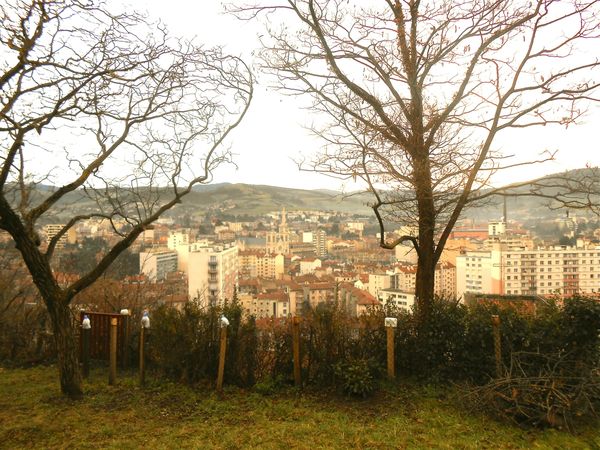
(379, 289, 416, 311)
(303, 230, 327, 258)
(139, 249, 178, 282)
(249, 292, 291, 319)
(368, 273, 392, 299)
(455, 250, 495, 299)
(187, 243, 238, 306)
(238, 250, 285, 279)
(500, 245, 600, 297)
(456, 243, 600, 298)
(167, 231, 190, 250)
(43, 223, 77, 249)
(393, 262, 456, 299)
(299, 258, 322, 275)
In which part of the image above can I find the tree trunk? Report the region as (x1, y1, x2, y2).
(415, 224, 436, 321)
(47, 300, 83, 399)
(414, 155, 437, 322)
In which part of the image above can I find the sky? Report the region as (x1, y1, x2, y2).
(125, 0, 600, 192)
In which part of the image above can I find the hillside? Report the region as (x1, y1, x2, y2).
(11, 168, 598, 222)
(182, 183, 373, 216)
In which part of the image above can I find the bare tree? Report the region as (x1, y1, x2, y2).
(230, 0, 600, 317)
(0, 0, 252, 397)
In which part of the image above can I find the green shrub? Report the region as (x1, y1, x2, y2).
(334, 357, 378, 398)
(145, 293, 600, 406)
(148, 300, 258, 387)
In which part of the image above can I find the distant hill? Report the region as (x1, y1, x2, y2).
(463, 168, 600, 222)
(13, 168, 598, 222)
(180, 183, 373, 216)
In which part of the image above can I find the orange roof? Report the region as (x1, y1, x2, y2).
(257, 292, 289, 302)
(306, 282, 336, 290)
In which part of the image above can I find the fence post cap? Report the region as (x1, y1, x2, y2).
(141, 311, 150, 329)
(219, 315, 229, 328)
(384, 317, 398, 328)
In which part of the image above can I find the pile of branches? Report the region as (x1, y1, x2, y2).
(468, 352, 600, 431)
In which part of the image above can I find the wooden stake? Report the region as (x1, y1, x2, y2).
(121, 314, 129, 369)
(292, 317, 301, 387)
(109, 317, 117, 386)
(82, 327, 90, 379)
(492, 315, 502, 378)
(139, 326, 146, 386)
(216, 326, 227, 393)
(386, 326, 395, 379)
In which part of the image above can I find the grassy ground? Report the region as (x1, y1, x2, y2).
(0, 365, 599, 449)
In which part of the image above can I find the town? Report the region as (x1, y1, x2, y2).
(11, 200, 598, 318)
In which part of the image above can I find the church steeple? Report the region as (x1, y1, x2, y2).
(281, 207, 287, 227)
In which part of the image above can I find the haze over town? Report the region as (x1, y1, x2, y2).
(129, 0, 600, 191)
(4, 1, 600, 446)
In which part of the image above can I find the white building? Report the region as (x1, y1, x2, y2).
(139, 249, 178, 282)
(488, 220, 506, 237)
(238, 250, 285, 279)
(392, 263, 456, 299)
(187, 243, 238, 306)
(498, 244, 600, 297)
(167, 231, 190, 250)
(302, 229, 327, 257)
(379, 289, 416, 312)
(368, 273, 392, 299)
(455, 250, 495, 299)
(455, 243, 600, 298)
(299, 257, 322, 275)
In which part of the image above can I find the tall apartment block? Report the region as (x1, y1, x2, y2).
(456, 243, 600, 298)
(187, 243, 238, 306)
(43, 223, 77, 249)
(139, 249, 178, 282)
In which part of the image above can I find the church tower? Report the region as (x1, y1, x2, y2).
(266, 208, 290, 255)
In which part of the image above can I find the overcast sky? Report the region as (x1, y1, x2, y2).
(127, 0, 600, 192)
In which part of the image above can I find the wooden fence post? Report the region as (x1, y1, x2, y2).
(109, 317, 117, 386)
(139, 326, 146, 386)
(292, 317, 301, 388)
(217, 326, 228, 393)
(139, 311, 150, 387)
(492, 315, 502, 377)
(385, 317, 398, 379)
(120, 310, 130, 369)
(82, 315, 91, 379)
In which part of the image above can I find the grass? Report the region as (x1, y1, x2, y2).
(1, 365, 599, 449)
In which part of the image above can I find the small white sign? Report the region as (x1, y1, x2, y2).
(384, 317, 398, 328)
(220, 315, 230, 328)
(141, 312, 150, 329)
